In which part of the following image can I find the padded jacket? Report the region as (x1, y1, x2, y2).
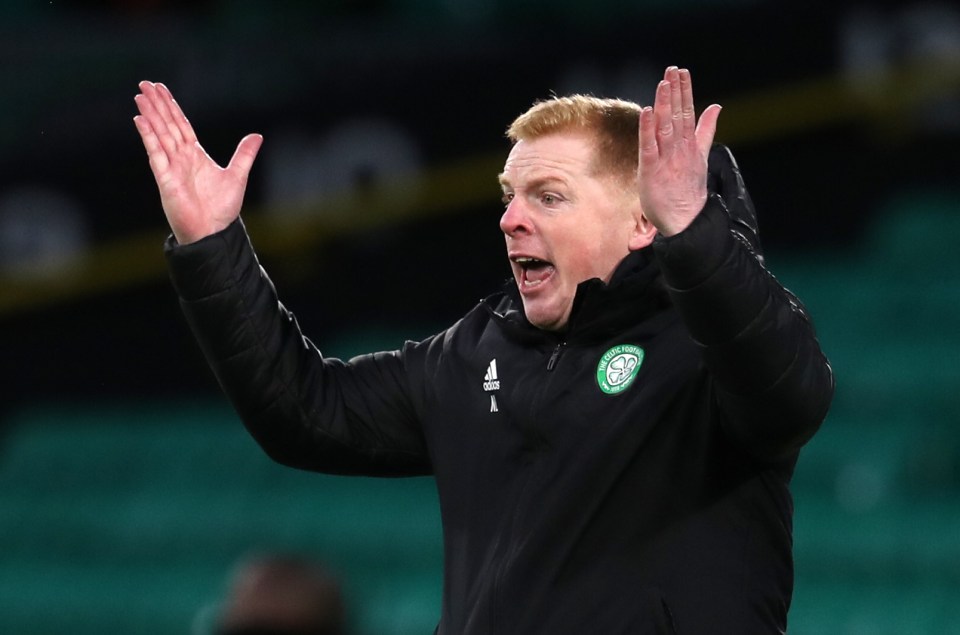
(165, 146, 834, 634)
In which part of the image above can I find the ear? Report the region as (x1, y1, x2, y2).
(628, 209, 657, 251)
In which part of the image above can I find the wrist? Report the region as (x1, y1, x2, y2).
(651, 191, 708, 237)
(171, 220, 228, 246)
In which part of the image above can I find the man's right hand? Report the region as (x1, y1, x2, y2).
(133, 81, 263, 245)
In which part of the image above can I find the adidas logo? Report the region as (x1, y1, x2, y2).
(483, 359, 500, 392)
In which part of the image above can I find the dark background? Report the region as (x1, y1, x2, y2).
(1, 0, 956, 406)
(1, 1, 959, 634)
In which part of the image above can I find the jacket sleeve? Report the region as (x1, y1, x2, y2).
(164, 218, 432, 476)
(652, 145, 834, 462)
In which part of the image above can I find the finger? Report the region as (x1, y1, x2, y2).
(654, 80, 674, 146)
(667, 66, 682, 125)
(134, 90, 180, 161)
(679, 68, 696, 141)
(155, 82, 198, 145)
(638, 106, 658, 170)
(132, 112, 153, 146)
(133, 114, 170, 172)
(695, 104, 722, 157)
(227, 134, 264, 182)
(134, 117, 171, 180)
(144, 81, 185, 147)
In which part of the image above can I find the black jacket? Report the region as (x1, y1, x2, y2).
(165, 146, 833, 634)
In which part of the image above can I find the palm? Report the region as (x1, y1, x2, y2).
(154, 142, 247, 240)
(134, 81, 262, 244)
(638, 67, 721, 237)
(639, 141, 706, 222)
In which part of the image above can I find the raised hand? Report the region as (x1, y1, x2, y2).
(637, 67, 721, 237)
(133, 81, 263, 245)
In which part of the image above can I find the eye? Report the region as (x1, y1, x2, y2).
(501, 192, 514, 206)
(540, 192, 561, 206)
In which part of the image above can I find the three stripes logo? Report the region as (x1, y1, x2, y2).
(483, 359, 500, 392)
(483, 359, 500, 413)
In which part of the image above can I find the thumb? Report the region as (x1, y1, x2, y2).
(695, 105, 722, 158)
(227, 133, 263, 181)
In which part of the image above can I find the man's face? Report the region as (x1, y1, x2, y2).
(498, 131, 649, 331)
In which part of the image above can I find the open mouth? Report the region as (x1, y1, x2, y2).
(513, 256, 555, 289)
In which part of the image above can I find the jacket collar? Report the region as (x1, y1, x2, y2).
(483, 246, 671, 344)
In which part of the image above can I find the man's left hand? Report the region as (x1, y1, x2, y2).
(638, 67, 722, 237)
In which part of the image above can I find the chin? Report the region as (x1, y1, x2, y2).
(522, 302, 567, 332)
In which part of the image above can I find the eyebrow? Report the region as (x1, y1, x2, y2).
(497, 174, 569, 191)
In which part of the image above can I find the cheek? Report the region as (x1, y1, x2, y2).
(558, 242, 604, 283)
(550, 210, 630, 281)
(581, 226, 631, 278)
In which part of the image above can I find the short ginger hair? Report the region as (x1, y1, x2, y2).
(506, 95, 642, 185)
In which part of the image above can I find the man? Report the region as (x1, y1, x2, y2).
(134, 67, 833, 634)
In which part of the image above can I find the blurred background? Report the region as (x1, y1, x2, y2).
(0, 0, 958, 633)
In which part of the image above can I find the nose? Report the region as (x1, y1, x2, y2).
(500, 197, 533, 237)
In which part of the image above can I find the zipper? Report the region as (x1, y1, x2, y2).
(491, 339, 565, 626)
(491, 470, 534, 632)
(492, 341, 561, 626)
(546, 341, 566, 371)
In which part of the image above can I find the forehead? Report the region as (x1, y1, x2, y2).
(498, 132, 598, 187)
